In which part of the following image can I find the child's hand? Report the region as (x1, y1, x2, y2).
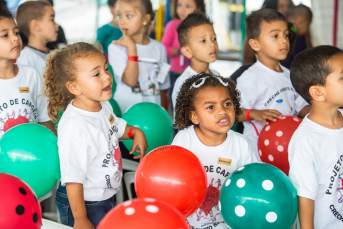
(250, 109, 282, 125)
(73, 217, 95, 229)
(130, 128, 148, 161)
(112, 30, 136, 50)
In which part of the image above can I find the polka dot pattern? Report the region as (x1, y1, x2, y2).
(235, 205, 245, 217)
(225, 179, 231, 187)
(268, 155, 274, 162)
(277, 145, 284, 152)
(123, 200, 132, 206)
(125, 207, 135, 215)
(264, 140, 269, 146)
(265, 126, 270, 131)
(266, 212, 277, 223)
(259, 150, 262, 156)
(236, 179, 246, 188)
(293, 117, 299, 122)
(262, 180, 274, 191)
(19, 187, 27, 195)
(16, 205, 25, 215)
(145, 198, 156, 202)
(276, 131, 283, 137)
(146, 205, 159, 213)
(33, 213, 38, 223)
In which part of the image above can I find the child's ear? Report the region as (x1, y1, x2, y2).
(66, 81, 81, 96)
(142, 14, 151, 26)
(309, 85, 326, 102)
(181, 46, 192, 59)
(190, 111, 199, 125)
(29, 19, 41, 33)
(249, 38, 260, 52)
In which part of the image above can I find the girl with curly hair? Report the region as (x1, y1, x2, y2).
(172, 72, 257, 229)
(43, 42, 147, 228)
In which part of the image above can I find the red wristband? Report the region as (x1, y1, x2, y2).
(128, 55, 138, 62)
(247, 109, 253, 122)
(128, 127, 136, 139)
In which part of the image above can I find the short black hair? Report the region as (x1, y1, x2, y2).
(290, 45, 343, 104)
(289, 4, 312, 22)
(0, 6, 13, 19)
(108, 0, 118, 7)
(246, 8, 287, 40)
(177, 11, 213, 47)
(174, 72, 242, 130)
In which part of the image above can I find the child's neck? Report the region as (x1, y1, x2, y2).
(28, 35, 49, 53)
(257, 54, 283, 72)
(110, 16, 118, 27)
(194, 125, 227, 147)
(131, 32, 150, 45)
(72, 96, 102, 112)
(0, 59, 18, 80)
(308, 103, 343, 129)
(190, 60, 211, 74)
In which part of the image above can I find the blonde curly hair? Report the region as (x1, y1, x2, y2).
(43, 42, 102, 123)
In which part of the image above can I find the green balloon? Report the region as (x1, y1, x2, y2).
(108, 98, 122, 118)
(0, 123, 60, 198)
(219, 163, 298, 229)
(122, 102, 173, 155)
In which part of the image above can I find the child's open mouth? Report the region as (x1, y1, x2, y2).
(218, 117, 229, 126)
(103, 84, 112, 92)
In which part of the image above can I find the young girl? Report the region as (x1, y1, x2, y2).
(43, 42, 147, 229)
(161, 0, 205, 107)
(108, 0, 170, 113)
(172, 72, 257, 229)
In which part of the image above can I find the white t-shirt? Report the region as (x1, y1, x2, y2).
(236, 61, 308, 160)
(172, 66, 220, 109)
(16, 46, 48, 77)
(0, 64, 50, 138)
(108, 38, 170, 113)
(288, 110, 343, 229)
(172, 125, 257, 229)
(58, 101, 127, 201)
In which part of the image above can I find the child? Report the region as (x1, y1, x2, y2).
(171, 11, 219, 109)
(172, 72, 257, 229)
(161, 0, 205, 107)
(288, 46, 343, 229)
(236, 8, 310, 160)
(283, 4, 313, 68)
(43, 42, 148, 228)
(108, 0, 170, 113)
(96, 0, 123, 56)
(15, 1, 59, 76)
(0, 8, 56, 138)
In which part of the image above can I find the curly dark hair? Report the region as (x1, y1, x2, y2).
(174, 72, 242, 130)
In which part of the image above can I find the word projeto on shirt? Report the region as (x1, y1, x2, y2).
(264, 87, 295, 106)
(0, 98, 37, 119)
(326, 155, 343, 195)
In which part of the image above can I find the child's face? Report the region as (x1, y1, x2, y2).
(177, 0, 198, 21)
(38, 6, 58, 42)
(117, 2, 147, 36)
(277, 0, 292, 19)
(0, 18, 22, 60)
(322, 53, 343, 107)
(191, 86, 235, 135)
(184, 24, 218, 64)
(251, 20, 289, 62)
(72, 53, 113, 103)
(292, 16, 311, 36)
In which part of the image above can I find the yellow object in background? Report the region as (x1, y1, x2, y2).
(155, 2, 164, 41)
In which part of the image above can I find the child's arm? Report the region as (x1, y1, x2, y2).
(298, 105, 311, 119)
(237, 108, 282, 124)
(120, 125, 148, 161)
(112, 30, 139, 87)
(66, 183, 95, 229)
(39, 121, 57, 136)
(298, 196, 315, 229)
(161, 22, 179, 58)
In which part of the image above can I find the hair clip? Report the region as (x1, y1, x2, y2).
(189, 75, 228, 89)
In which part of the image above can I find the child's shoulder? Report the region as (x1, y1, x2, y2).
(166, 19, 181, 28)
(16, 64, 41, 80)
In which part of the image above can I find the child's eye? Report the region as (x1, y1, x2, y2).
(127, 14, 132, 19)
(118, 14, 122, 18)
(212, 37, 216, 41)
(207, 105, 214, 110)
(225, 102, 232, 106)
(200, 39, 206, 43)
(284, 34, 289, 38)
(94, 73, 100, 77)
(273, 35, 278, 38)
(1, 34, 8, 38)
(105, 67, 109, 72)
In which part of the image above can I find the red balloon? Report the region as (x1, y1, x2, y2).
(258, 115, 302, 175)
(135, 145, 207, 218)
(0, 173, 42, 229)
(98, 198, 190, 229)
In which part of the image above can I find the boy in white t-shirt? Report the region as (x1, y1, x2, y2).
(236, 9, 310, 160)
(171, 11, 219, 108)
(173, 73, 257, 229)
(288, 46, 343, 229)
(15, 1, 58, 76)
(0, 7, 56, 138)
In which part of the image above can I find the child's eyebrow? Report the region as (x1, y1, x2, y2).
(90, 66, 100, 72)
(269, 29, 281, 33)
(49, 14, 55, 17)
(223, 98, 232, 102)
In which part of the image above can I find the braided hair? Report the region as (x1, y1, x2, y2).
(174, 72, 242, 130)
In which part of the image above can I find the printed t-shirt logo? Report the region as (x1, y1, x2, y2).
(217, 157, 232, 166)
(109, 114, 115, 125)
(19, 87, 30, 93)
